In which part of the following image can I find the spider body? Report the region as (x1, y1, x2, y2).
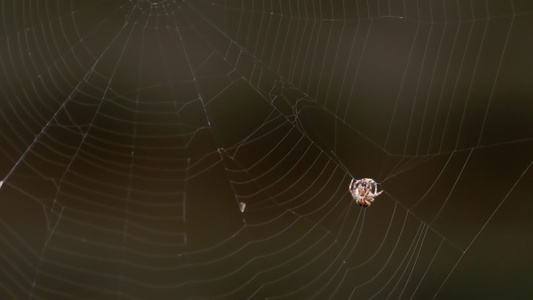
(349, 178, 383, 207)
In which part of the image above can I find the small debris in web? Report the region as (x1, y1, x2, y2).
(239, 202, 246, 213)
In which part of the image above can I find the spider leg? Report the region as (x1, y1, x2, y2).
(349, 179, 360, 199)
(372, 180, 382, 196)
(350, 179, 361, 193)
(365, 192, 373, 201)
(349, 179, 355, 194)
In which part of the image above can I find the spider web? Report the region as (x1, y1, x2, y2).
(1, 0, 532, 299)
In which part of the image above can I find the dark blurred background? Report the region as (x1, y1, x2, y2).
(0, 1, 532, 299)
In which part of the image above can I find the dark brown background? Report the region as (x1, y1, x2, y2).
(0, 1, 532, 299)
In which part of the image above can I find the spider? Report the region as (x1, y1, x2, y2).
(349, 178, 383, 208)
